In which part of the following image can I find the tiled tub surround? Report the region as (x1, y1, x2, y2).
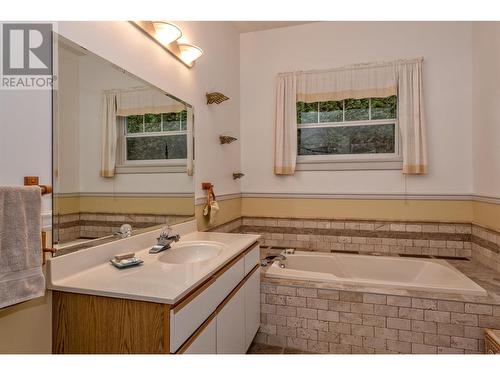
(207, 217, 500, 354)
(209, 217, 500, 272)
(54, 212, 193, 243)
(472, 225, 500, 273)
(239, 217, 473, 258)
(257, 258, 500, 354)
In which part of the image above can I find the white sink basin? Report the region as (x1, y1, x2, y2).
(158, 241, 225, 264)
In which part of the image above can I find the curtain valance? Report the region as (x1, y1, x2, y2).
(115, 87, 186, 116)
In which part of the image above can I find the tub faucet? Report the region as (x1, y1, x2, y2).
(149, 227, 180, 254)
(275, 254, 287, 268)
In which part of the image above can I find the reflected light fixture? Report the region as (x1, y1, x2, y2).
(152, 21, 182, 45)
(177, 43, 204, 65)
(132, 21, 204, 68)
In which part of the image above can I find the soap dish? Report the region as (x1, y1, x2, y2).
(110, 257, 144, 269)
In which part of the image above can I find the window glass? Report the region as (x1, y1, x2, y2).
(180, 110, 188, 131)
(144, 113, 161, 132)
(126, 115, 143, 133)
(163, 112, 181, 131)
(126, 135, 187, 160)
(371, 96, 397, 120)
(319, 100, 343, 123)
(345, 98, 369, 121)
(298, 124, 395, 155)
(296, 102, 318, 124)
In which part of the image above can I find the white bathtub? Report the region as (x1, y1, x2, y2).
(265, 251, 487, 296)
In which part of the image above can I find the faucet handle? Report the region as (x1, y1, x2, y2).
(159, 225, 171, 239)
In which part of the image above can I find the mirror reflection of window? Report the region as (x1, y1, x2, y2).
(124, 111, 188, 161)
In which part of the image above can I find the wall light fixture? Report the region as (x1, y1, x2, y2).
(133, 21, 204, 68)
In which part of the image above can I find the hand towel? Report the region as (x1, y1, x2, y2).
(0, 186, 45, 309)
(203, 187, 220, 225)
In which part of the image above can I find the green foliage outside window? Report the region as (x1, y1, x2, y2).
(124, 110, 188, 161)
(319, 100, 343, 122)
(296, 102, 319, 124)
(296, 95, 397, 156)
(344, 98, 369, 121)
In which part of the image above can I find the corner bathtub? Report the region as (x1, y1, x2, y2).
(265, 251, 487, 296)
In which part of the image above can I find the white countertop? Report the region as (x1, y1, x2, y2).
(47, 222, 260, 305)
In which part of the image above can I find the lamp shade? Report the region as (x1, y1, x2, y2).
(152, 22, 182, 45)
(178, 43, 203, 65)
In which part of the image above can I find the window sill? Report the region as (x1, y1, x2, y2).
(115, 164, 187, 174)
(296, 159, 403, 171)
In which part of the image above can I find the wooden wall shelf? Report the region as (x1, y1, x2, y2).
(219, 135, 237, 145)
(232, 172, 245, 180)
(206, 92, 229, 105)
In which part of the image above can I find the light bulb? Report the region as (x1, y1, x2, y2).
(152, 22, 182, 45)
(177, 43, 203, 65)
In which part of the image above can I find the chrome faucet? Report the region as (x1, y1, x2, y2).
(115, 224, 132, 239)
(275, 254, 287, 268)
(149, 226, 180, 254)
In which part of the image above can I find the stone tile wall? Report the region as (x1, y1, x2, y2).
(238, 217, 473, 258)
(55, 213, 191, 242)
(471, 224, 500, 273)
(257, 282, 500, 354)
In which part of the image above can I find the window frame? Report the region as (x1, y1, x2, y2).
(115, 113, 188, 174)
(296, 97, 402, 171)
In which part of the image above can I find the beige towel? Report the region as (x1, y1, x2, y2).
(203, 187, 220, 225)
(0, 186, 45, 308)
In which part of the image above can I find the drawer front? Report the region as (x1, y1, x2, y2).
(180, 316, 216, 354)
(170, 257, 245, 352)
(244, 244, 260, 275)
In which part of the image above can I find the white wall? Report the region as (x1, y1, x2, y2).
(240, 22, 474, 195)
(472, 23, 500, 199)
(57, 22, 241, 200)
(57, 47, 80, 193)
(0, 89, 53, 214)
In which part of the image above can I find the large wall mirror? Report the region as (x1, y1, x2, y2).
(53, 36, 195, 254)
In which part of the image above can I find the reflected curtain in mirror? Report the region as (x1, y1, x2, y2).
(100, 91, 118, 178)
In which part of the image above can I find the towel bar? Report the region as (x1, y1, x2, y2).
(23, 176, 52, 195)
(24, 176, 54, 264)
(41, 232, 56, 265)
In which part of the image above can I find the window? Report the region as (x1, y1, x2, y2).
(296, 96, 401, 170)
(116, 110, 188, 173)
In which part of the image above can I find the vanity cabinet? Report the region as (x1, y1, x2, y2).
(177, 264, 261, 354)
(170, 257, 245, 351)
(52, 242, 261, 354)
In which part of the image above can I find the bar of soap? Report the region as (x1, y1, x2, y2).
(114, 252, 135, 261)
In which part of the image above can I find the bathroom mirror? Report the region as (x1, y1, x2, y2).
(52, 36, 195, 253)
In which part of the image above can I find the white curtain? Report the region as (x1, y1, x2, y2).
(100, 91, 117, 178)
(116, 87, 185, 116)
(274, 58, 427, 175)
(274, 73, 298, 175)
(296, 62, 397, 103)
(397, 60, 427, 174)
(186, 106, 194, 176)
